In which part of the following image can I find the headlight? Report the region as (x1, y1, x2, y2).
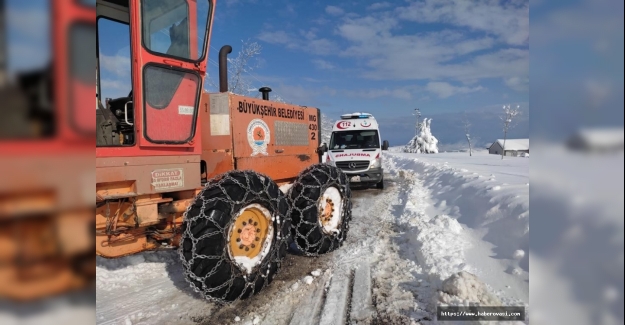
(325, 154, 335, 166)
(370, 158, 381, 168)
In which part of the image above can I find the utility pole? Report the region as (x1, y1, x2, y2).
(413, 108, 421, 136)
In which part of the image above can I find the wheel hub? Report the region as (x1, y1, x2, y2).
(228, 204, 274, 274)
(239, 224, 257, 247)
(320, 198, 335, 225)
(318, 186, 343, 235)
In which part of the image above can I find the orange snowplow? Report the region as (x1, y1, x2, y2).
(0, 0, 95, 300)
(95, 0, 352, 304)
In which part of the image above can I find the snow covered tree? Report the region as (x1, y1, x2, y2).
(462, 112, 473, 156)
(500, 104, 520, 160)
(404, 118, 439, 154)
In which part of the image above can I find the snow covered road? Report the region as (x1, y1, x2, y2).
(96, 151, 529, 324)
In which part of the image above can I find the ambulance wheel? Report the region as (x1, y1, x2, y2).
(288, 163, 352, 256)
(376, 177, 384, 189)
(179, 170, 290, 304)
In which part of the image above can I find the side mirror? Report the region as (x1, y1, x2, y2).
(382, 140, 389, 151)
(317, 143, 328, 154)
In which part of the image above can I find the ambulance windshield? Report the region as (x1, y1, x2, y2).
(330, 130, 380, 150)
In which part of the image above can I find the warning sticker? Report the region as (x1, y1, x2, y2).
(178, 105, 194, 115)
(151, 168, 184, 191)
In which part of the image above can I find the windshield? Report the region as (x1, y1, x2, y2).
(330, 130, 380, 150)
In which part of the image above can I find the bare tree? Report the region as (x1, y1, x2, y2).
(206, 40, 291, 104)
(500, 104, 521, 160)
(206, 39, 262, 96)
(462, 111, 472, 156)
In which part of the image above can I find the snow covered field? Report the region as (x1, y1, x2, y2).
(95, 150, 530, 324)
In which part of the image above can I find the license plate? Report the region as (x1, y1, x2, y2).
(350, 176, 361, 182)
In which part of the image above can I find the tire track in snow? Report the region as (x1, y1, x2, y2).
(369, 162, 434, 323)
(96, 166, 453, 325)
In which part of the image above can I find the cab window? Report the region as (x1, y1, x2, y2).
(96, 17, 135, 146)
(141, 0, 211, 61)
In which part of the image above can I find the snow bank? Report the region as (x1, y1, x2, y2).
(414, 213, 470, 282)
(389, 151, 529, 268)
(434, 272, 527, 325)
(385, 151, 529, 321)
(384, 163, 470, 283)
(529, 143, 623, 325)
(437, 271, 501, 306)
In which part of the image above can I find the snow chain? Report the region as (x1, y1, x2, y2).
(178, 170, 290, 305)
(288, 163, 352, 256)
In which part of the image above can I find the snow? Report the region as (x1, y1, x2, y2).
(279, 183, 293, 194)
(404, 118, 439, 153)
(528, 142, 623, 325)
(350, 261, 374, 322)
(319, 113, 334, 146)
(319, 270, 350, 325)
(437, 271, 502, 306)
(383, 150, 529, 319)
(96, 149, 531, 324)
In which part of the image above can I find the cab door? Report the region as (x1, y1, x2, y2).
(129, 0, 214, 147)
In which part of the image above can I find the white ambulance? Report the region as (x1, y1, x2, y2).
(321, 113, 389, 189)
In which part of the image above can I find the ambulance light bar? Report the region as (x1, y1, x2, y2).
(340, 112, 374, 119)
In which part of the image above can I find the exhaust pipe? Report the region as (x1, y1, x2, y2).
(259, 87, 272, 100)
(218, 45, 232, 93)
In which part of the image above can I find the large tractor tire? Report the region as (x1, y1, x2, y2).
(179, 170, 290, 304)
(288, 164, 352, 256)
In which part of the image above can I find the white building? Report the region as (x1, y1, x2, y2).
(488, 139, 529, 157)
(566, 128, 624, 153)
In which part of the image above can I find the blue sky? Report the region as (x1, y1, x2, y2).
(6, 0, 621, 147)
(205, 0, 530, 146)
(4, 0, 50, 73)
(529, 0, 624, 141)
(7, 0, 581, 147)
(204, 0, 623, 146)
(208, 0, 530, 105)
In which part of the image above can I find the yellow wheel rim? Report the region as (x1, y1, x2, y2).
(318, 186, 343, 234)
(320, 198, 335, 227)
(228, 204, 273, 272)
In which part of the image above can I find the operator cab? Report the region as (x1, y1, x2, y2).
(96, 0, 212, 147)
